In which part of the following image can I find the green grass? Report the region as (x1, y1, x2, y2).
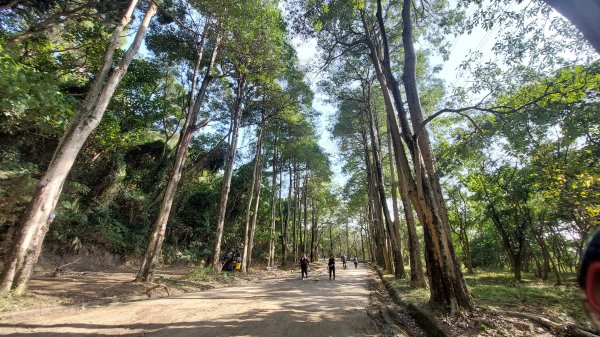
(0, 291, 37, 312)
(465, 270, 586, 325)
(184, 265, 236, 283)
(388, 269, 587, 326)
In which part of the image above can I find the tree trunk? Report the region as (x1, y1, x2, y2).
(8, 2, 94, 46)
(268, 133, 278, 267)
(310, 198, 317, 262)
(487, 203, 523, 281)
(278, 154, 284, 265)
(386, 125, 426, 288)
(0, 0, 155, 293)
(386, 124, 408, 280)
(360, 225, 365, 261)
(136, 23, 215, 282)
(364, 84, 404, 278)
(212, 74, 247, 271)
(241, 124, 263, 273)
(357, 2, 471, 309)
(0, 0, 22, 11)
(282, 162, 292, 267)
(361, 123, 386, 268)
(292, 163, 299, 260)
(297, 173, 303, 254)
(302, 175, 308, 255)
(247, 153, 264, 271)
(329, 219, 334, 255)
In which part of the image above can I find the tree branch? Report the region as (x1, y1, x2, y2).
(0, 0, 21, 11)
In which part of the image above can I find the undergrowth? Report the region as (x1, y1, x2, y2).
(0, 291, 37, 313)
(388, 269, 587, 326)
(184, 265, 236, 283)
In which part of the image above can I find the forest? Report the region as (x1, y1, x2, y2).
(0, 0, 598, 335)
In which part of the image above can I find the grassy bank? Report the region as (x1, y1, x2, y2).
(386, 269, 587, 326)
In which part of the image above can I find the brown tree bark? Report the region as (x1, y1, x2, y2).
(302, 175, 308, 255)
(487, 203, 524, 281)
(361, 120, 387, 269)
(8, 2, 95, 46)
(247, 151, 264, 271)
(292, 163, 299, 260)
(268, 132, 278, 267)
(136, 23, 216, 282)
(212, 74, 247, 271)
(282, 163, 292, 266)
(310, 198, 318, 262)
(241, 123, 264, 273)
(363, 81, 404, 277)
(0, 0, 21, 11)
(386, 125, 409, 279)
(0, 0, 155, 293)
(356, 1, 472, 309)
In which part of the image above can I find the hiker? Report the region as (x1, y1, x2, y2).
(300, 253, 309, 280)
(341, 255, 347, 270)
(354, 256, 358, 269)
(328, 255, 336, 280)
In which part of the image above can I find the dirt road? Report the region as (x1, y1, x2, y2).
(0, 263, 387, 336)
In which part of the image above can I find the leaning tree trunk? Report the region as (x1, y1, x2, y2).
(241, 123, 264, 273)
(212, 74, 247, 271)
(0, 0, 156, 294)
(136, 25, 217, 282)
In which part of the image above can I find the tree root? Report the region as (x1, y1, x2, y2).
(143, 284, 169, 298)
(486, 308, 600, 337)
(49, 258, 82, 277)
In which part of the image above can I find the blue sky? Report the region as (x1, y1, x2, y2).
(289, 14, 501, 189)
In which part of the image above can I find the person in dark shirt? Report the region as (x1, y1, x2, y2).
(354, 256, 359, 269)
(328, 255, 336, 280)
(300, 253, 309, 280)
(341, 255, 347, 269)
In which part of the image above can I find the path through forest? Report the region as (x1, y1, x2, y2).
(0, 263, 398, 336)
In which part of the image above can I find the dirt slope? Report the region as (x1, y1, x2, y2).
(0, 263, 389, 336)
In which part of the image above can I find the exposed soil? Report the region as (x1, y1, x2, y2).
(0, 262, 407, 336)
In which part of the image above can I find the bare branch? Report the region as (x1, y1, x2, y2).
(0, 0, 21, 11)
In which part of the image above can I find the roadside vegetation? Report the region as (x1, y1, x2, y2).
(0, 0, 598, 334)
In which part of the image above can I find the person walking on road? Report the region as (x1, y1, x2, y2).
(341, 255, 347, 270)
(354, 256, 358, 269)
(328, 255, 336, 280)
(300, 253, 309, 280)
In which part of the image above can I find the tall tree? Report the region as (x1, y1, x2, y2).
(137, 16, 221, 281)
(0, 0, 157, 293)
(211, 0, 287, 270)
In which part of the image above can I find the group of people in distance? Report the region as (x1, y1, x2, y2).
(299, 253, 358, 280)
